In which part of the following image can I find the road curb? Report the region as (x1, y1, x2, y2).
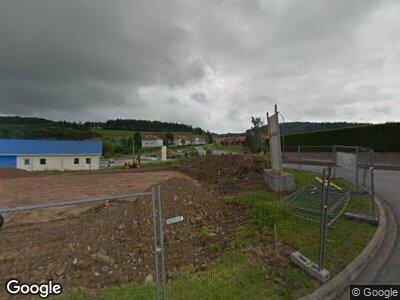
(299, 196, 388, 300)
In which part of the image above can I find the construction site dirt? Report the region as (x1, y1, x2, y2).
(0, 177, 247, 298)
(0, 155, 270, 298)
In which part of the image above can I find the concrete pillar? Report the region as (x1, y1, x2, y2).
(161, 146, 167, 161)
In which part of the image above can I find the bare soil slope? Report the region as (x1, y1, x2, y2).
(0, 177, 245, 298)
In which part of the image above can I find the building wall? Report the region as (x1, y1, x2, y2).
(174, 139, 183, 146)
(16, 155, 100, 171)
(192, 138, 205, 145)
(216, 134, 245, 146)
(142, 140, 163, 148)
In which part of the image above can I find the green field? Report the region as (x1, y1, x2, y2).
(209, 143, 245, 153)
(95, 129, 199, 139)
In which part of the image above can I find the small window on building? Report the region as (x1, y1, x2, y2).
(86, 158, 91, 164)
(24, 159, 30, 165)
(74, 158, 79, 164)
(40, 158, 46, 165)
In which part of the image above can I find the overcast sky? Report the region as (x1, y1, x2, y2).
(0, 0, 399, 133)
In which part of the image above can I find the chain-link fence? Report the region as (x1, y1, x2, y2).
(0, 150, 378, 299)
(0, 186, 167, 300)
(282, 163, 377, 286)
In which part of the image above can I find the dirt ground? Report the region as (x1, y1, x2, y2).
(0, 156, 270, 298)
(0, 177, 246, 299)
(0, 169, 189, 225)
(178, 154, 269, 195)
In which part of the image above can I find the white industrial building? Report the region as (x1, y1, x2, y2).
(191, 136, 206, 145)
(142, 135, 163, 148)
(0, 139, 102, 171)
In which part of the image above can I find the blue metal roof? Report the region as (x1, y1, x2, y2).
(0, 139, 102, 155)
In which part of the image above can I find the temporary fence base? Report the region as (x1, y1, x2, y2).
(290, 251, 331, 283)
(344, 212, 379, 225)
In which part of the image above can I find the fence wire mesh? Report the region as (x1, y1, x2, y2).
(0, 147, 378, 299)
(0, 189, 162, 300)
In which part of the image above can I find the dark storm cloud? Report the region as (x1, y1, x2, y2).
(0, 0, 399, 132)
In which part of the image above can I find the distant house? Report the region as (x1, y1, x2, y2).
(142, 135, 163, 148)
(173, 137, 183, 146)
(173, 136, 189, 146)
(216, 133, 245, 146)
(0, 139, 102, 171)
(191, 136, 206, 145)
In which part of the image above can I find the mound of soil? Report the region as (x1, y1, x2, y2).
(178, 154, 270, 195)
(0, 177, 246, 297)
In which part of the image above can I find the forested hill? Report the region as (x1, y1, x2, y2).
(0, 116, 206, 139)
(260, 121, 369, 135)
(0, 116, 98, 140)
(87, 119, 196, 133)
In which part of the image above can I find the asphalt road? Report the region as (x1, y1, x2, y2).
(284, 163, 400, 287)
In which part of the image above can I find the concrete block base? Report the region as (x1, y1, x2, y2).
(264, 169, 295, 192)
(291, 251, 330, 283)
(345, 212, 379, 225)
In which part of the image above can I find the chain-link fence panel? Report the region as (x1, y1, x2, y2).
(0, 189, 163, 300)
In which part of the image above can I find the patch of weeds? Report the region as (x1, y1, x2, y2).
(168, 252, 268, 299)
(99, 283, 154, 300)
(233, 191, 287, 229)
(173, 264, 196, 279)
(284, 168, 320, 187)
(198, 226, 217, 238)
(232, 226, 262, 248)
(54, 292, 88, 300)
(209, 243, 223, 253)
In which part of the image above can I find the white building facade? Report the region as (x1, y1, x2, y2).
(142, 136, 163, 148)
(16, 155, 100, 171)
(191, 136, 206, 145)
(0, 139, 102, 171)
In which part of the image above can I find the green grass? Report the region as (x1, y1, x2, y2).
(96, 129, 198, 139)
(57, 168, 376, 300)
(198, 226, 217, 238)
(59, 254, 269, 300)
(141, 158, 185, 168)
(210, 144, 245, 153)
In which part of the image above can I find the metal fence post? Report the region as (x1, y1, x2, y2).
(355, 146, 359, 191)
(319, 168, 330, 271)
(298, 146, 301, 171)
(157, 186, 168, 300)
(319, 205, 328, 271)
(332, 145, 337, 178)
(151, 186, 161, 300)
(326, 167, 332, 202)
(321, 168, 327, 199)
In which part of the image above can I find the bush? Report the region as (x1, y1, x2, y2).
(282, 123, 400, 152)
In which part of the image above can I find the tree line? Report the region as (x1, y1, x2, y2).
(244, 116, 400, 153)
(0, 116, 210, 137)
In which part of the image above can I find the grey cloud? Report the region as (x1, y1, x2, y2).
(190, 92, 209, 103)
(0, 0, 399, 132)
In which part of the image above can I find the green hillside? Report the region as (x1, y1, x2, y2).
(0, 123, 98, 140)
(283, 123, 400, 152)
(96, 129, 197, 139)
(0, 116, 211, 157)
